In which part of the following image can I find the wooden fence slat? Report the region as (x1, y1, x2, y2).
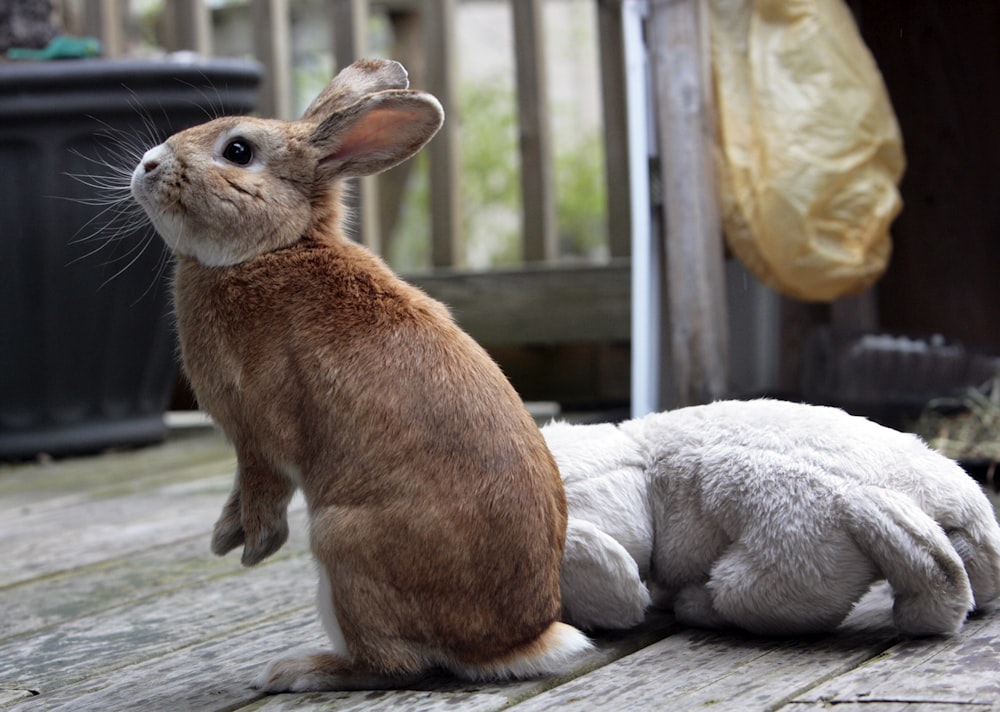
(424, 0, 463, 268)
(597, 0, 632, 258)
(331, 0, 368, 68)
(252, 0, 293, 120)
(169, 0, 213, 55)
(378, 9, 425, 255)
(512, 0, 557, 263)
(408, 262, 630, 346)
(648, 0, 729, 406)
(80, 0, 124, 58)
(329, 0, 381, 252)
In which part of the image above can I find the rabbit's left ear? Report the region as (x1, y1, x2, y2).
(300, 58, 410, 121)
(308, 90, 443, 179)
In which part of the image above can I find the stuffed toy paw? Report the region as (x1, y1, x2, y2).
(545, 399, 1000, 636)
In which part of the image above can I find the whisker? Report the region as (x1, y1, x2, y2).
(121, 87, 171, 147)
(60, 110, 171, 300)
(134, 227, 177, 307)
(67, 207, 149, 265)
(99, 227, 157, 291)
(86, 114, 156, 160)
(174, 74, 227, 121)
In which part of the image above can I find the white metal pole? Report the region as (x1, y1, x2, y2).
(624, 0, 659, 419)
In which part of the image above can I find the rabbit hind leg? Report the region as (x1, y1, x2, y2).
(251, 566, 425, 692)
(252, 652, 423, 693)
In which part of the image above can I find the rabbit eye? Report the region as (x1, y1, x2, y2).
(222, 138, 254, 166)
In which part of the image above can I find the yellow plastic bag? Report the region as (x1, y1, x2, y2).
(710, 0, 905, 302)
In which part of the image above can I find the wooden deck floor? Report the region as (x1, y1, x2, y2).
(3, 426, 999, 711)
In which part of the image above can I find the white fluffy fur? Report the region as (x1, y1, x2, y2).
(316, 565, 352, 660)
(546, 399, 1000, 636)
(445, 622, 594, 681)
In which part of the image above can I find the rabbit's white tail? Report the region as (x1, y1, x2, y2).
(845, 485, 975, 635)
(449, 622, 593, 681)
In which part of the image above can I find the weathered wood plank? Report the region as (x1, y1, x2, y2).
(786, 703, 993, 711)
(406, 261, 630, 346)
(3, 610, 323, 712)
(245, 615, 675, 711)
(0, 690, 35, 707)
(0, 430, 234, 506)
(0, 506, 309, 641)
(0, 553, 317, 700)
(0, 473, 233, 588)
(648, 0, 729, 406)
(511, 624, 896, 712)
(789, 610, 1000, 707)
(781, 700, 996, 712)
(247, 613, 677, 712)
(0, 454, 232, 520)
(6, 431, 999, 711)
(5, 609, 673, 712)
(0, 433, 238, 588)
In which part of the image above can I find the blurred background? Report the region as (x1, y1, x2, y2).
(1, 0, 997, 470)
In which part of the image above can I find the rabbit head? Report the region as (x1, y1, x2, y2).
(130, 59, 442, 267)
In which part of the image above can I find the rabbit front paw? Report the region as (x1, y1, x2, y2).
(211, 491, 245, 556)
(211, 511, 246, 556)
(239, 508, 289, 567)
(210, 491, 288, 566)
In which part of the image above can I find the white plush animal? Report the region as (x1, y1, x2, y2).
(544, 399, 1000, 636)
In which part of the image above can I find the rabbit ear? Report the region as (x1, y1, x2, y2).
(308, 90, 443, 179)
(300, 59, 410, 122)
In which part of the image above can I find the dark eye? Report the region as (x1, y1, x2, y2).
(222, 138, 254, 166)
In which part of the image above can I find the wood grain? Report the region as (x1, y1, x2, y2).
(3, 430, 1000, 711)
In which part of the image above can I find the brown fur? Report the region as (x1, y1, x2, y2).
(131, 59, 588, 689)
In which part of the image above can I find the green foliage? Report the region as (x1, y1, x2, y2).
(555, 128, 607, 260)
(386, 153, 431, 270)
(387, 76, 608, 271)
(458, 78, 521, 268)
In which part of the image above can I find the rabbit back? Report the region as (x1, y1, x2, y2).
(175, 237, 576, 670)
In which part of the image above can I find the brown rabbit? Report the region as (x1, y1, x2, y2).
(130, 59, 591, 691)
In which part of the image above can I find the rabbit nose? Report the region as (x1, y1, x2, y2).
(139, 144, 167, 175)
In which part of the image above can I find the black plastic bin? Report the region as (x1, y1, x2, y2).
(0, 57, 260, 459)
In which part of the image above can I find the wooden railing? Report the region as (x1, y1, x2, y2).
(61, 0, 740, 412)
(64, 0, 632, 268)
